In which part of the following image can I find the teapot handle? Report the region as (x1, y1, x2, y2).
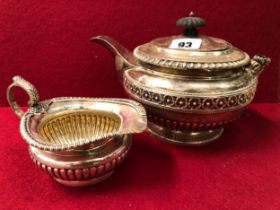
(7, 76, 39, 118)
(249, 55, 271, 75)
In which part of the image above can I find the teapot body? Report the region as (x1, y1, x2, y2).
(122, 65, 257, 145)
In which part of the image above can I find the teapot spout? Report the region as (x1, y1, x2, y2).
(91, 35, 137, 81)
(249, 54, 271, 76)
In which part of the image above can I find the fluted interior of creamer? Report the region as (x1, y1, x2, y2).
(38, 110, 121, 146)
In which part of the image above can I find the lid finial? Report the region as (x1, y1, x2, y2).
(176, 12, 206, 37)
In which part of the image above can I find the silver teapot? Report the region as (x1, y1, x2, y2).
(91, 12, 270, 145)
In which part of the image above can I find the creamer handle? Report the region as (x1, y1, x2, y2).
(7, 76, 39, 118)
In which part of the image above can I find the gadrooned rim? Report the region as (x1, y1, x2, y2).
(19, 97, 147, 151)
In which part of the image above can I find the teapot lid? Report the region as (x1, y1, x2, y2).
(134, 12, 250, 70)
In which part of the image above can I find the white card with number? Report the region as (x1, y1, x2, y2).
(169, 38, 202, 50)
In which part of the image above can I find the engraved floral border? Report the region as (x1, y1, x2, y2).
(124, 76, 256, 113)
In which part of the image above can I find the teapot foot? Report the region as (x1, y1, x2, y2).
(148, 123, 223, 146)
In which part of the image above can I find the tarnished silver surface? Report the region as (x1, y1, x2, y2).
(91, 12, 270, 145)
(7, 76, 147, 186)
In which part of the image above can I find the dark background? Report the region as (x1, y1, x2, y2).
(0, 0, 279, 106)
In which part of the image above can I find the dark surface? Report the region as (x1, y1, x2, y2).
(0, 0, 279, 106)
(1, 103, 280, 209)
